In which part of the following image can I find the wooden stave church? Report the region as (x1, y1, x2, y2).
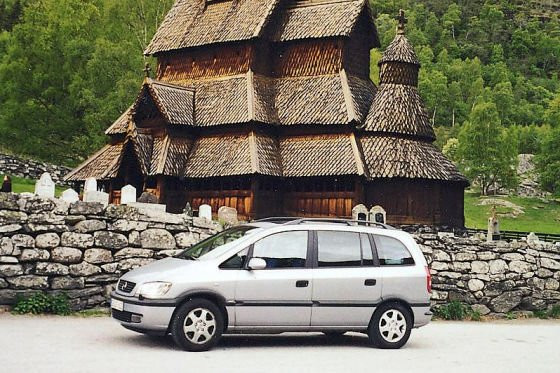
(65, 0, 468, 227)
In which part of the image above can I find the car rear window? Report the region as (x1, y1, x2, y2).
(375, 235, 415, 266)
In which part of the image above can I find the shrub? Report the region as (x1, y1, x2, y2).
(433, 301, 471, 320)
(548, 305, 560, 319)
(12, 293, 71, 316)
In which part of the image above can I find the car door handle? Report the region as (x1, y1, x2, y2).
(364, 279, 377, 286)
(296, 280, 309, 288)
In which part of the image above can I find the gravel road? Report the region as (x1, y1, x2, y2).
(1, 314, 559, 373)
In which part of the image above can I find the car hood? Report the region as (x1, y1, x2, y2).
(119, 257, 208, 285)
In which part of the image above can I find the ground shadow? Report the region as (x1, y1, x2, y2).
(115, 332, 376, 351)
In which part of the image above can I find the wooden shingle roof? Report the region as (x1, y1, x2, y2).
(145, 0, 279, 55)
(271, 0, 379, 47)
(360, 135, 467, 183)
(280, 134, 366, 177)
(150, 136, 193, 176)
(65, 143, 124, 181)
(145, 0, 378, 55)
(105, 107, 133, 135)
(364, 83, 435, 140)
(133, 79, 195, 126)
(379, 34, 420, 66)
(184, 133, 282, 178)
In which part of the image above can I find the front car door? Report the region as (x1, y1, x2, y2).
(234, 230, 313, 327)
(311, 230, 383, 327)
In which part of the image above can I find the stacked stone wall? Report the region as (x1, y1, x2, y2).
(0, 193, 220, 310)
(1, 192, 559, 314)
(0, 153, 71, 185)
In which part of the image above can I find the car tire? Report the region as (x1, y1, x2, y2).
(368, 302, 412, 349)
(171, 298, 224, 352)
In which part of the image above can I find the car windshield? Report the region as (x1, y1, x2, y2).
(175, 226, 259, 261)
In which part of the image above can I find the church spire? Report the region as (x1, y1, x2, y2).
(396, 9, 407, 35)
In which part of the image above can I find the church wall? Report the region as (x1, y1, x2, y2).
(366, 179, 465, 227)
(271, 38, 343, 78)
(156, 43, 253, 84)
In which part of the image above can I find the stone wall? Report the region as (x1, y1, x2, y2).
(418, 232, 560, 315)
(0, 193, 221, 310)
(0, 153, 71, 185)
(0, 191, 559, 314)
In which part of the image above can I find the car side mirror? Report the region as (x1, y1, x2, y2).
(248, 257, 267, 270)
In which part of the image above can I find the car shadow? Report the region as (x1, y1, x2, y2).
(117, 332, 374, 351)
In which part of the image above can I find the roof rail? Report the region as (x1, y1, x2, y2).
(255, 217, 392, 229)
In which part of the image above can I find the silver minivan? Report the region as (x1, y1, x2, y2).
(110, 218, 432, 351)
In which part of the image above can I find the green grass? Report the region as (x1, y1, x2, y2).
(465, 191, 560, 234)
(1, 174, 65, 197)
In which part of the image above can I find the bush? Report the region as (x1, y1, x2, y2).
(12, 293, 71, 316)
(433, 301, 474, 320)
(533, 305, 560, 319)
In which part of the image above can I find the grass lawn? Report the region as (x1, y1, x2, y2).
(464, 191, 560, 234)
(1, 174, 65, 197)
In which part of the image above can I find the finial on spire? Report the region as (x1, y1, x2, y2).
(143, 63, 152, 79)
(396, 9, 407, 35)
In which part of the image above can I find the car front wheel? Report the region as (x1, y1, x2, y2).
(368, 302, 412, 349)
(171, 299, 224, 352)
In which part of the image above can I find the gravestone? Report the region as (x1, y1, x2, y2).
(121, 185, 137, 205)
(370, 205, 387, 224)
(199, 204, 212, 220)
(1, 175, 12, 193)
(183, 202, 193, 217)
(218, 206, 238, 226)
(61, 189, 80, 203)
(352, 204, 369, 221)
(137, 191, 158, 204)
(84, 191, 109, 207)
(487, 206, 501, 241)
(34, 172, 55, 198)
(84, 177, 97, 193)
(526, 232, 540, 244)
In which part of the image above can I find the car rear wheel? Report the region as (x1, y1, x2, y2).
(171, 299, 224, 352)
(368, 302, 412, 349)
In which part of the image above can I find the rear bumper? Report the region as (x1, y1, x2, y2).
(412, 306, 432, 328)
(110, 292, 175, 333)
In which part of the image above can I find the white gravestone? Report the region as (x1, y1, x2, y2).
(84, 177, 97, 193)
(199, 204, 212, 221)
(218, 206, 238, 226)
(121, 185, 137, 205)
(34, 172, 55, 198)
(352, 204, 369, 221)
(61, 189, 80, 203)
(370, 205, 387, 224)
(85, 191, 109, 207)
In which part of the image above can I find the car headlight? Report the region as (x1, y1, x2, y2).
(137, 282, 172, 299)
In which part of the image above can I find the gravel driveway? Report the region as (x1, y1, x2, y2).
(1, 313, 559, 373)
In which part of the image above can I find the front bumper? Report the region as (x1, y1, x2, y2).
(110, 292, 176, 333)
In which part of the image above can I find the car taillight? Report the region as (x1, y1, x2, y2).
(425, 266, 432, 293)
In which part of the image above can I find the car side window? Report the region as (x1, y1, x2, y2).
(375, 235, 415, 266)
(317, 231, 361, 267)
(219, 248, 249, 270)
(252, 231, 308, 269)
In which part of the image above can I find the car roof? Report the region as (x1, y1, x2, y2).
(243, 218, 398, 236)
